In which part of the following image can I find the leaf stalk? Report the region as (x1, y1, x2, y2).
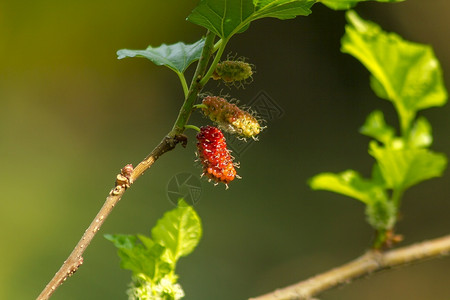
(170, 31, 217, 135)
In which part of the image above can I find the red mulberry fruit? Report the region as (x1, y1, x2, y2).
(212, 60, 253, 85)
(197, 126, 237, 186)
(201, 96, 261, 139)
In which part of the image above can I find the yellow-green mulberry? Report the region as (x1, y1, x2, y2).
(201, 96, 262, 139)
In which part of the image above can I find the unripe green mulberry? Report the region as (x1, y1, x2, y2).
(201, 96, 262, 139)
(212, 60, 253, 85)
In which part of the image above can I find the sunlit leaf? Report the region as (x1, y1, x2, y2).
(187, 0, 314, 39)
(369, 141, 447, 190)
(360, 110, 395, 144)
(137, 234, 156, 250)
(342, 11, 448, 130)
(104, 234, 166, 278)
(117, 38, 205, 74)
(319, 0, 403, 10)
(151, 199, 202, 266)
(105, 233, 137, 250)
(309, 169, 387, 204)
(408, 117, 432, 148)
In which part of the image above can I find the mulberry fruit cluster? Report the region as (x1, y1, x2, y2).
(201, 96, 261, 139)
(212, 60, 253, 85)
(196, 126, 237, 185)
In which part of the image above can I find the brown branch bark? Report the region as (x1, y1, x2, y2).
(250, 234, 450, 300)
(36, 135, 183, 300)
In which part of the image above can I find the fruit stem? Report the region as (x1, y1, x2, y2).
(200, 38, 229, 87)
(184, 124, 201, 132)
(193, 104, 207, 110)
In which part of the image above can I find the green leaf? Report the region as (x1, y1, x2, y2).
(187, 0, 314, 40)
(319, 0, 404, 10)
(369, 141, 447, 190)
(137, 234, 156, 250)
(117, 38, 205, 74)
(341, 11, 448, 131)
(253, 0, 315, 19)
(309, 169, 387, 204)
(104, 234, 167, 278)
(106, 200, 203, 284)
(408, 117, 432, 148)
(371, 163, 385, 186)
(105, 233, 137, 249)
(151, 199, 202, 266)
(360, 110, 395, 144)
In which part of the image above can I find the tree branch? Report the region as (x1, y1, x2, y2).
(37, 30, 217, 300)
(250, 234, 450, 300)
(37, 135, 182, 300)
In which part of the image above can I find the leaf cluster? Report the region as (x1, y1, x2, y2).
(310, 11, 447, 248)
(105, 200, 202, 299)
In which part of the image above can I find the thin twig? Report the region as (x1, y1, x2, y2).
(250, 234, 450, 300)
(37, 30, 218, 300)
(37, 135, 181, 300)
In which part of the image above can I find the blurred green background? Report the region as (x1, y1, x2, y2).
(1, 1, 449, 299)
